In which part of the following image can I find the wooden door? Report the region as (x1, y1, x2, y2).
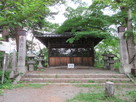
(49, 57, 93, 66)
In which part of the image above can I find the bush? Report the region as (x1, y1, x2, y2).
(0, 51, 4, 69)
(0, 71, 12, 85)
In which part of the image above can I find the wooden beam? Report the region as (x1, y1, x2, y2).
(50, 44, 93, 48)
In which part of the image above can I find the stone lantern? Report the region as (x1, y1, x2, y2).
(102, 53, 116, 70)
(107, 53, 116, 71)
(37, 53, 44, 69)
(27, 54, 35, 71)
(102, 53, 109, 69)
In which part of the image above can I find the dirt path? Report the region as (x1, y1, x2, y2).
(0, 85, 89, 102)
(0, 84, 135, 102)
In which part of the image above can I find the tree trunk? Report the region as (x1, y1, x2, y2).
(126, 9, 135, 67)
(15, 27, 22, 52)
(2, 27, 9, 41)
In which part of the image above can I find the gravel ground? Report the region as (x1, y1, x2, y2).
(0, 68, 134, 102)
(0, 85, 89, 102)
(0, 84, 135, 102)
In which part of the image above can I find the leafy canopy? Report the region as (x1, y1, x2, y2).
(56, 5, 115, 43)
(0, 0, 64, 31)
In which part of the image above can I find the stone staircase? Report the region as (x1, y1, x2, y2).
(21, 72, 134, 86)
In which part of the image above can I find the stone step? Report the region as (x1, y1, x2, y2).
(21, 77, 131, 83)
(23, 83, 135, 86)
(24, 74, 127, 78)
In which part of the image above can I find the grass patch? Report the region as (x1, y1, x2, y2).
(0, 83, 45, 90)
(75, 84, 103, 88)
(70, 81, 81, 83)
(36, 69, 46, 71)
(0, 83, 46, 96)
(88, 80, 95, 83)
(27, 84, 45, 88)
(128, 90, 136, 102)
(55, 74, 58, 78)
(130, 74, 136, 81)
(67, 92, 129, 102)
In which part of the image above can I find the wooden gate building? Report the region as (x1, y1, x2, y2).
(34, 32, 103, 67)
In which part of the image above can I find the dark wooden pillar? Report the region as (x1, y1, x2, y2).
(91, 41, 95, 67)
(91, 47, 95, 67)
(47, 41, 50, 67)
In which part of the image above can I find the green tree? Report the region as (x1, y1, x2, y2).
(95, 37, 120, 68)
(56, 5, 113, 42)
(56, 0, 136, 69)
(0, 0, 63, 50)
(90, 0, 136, 69)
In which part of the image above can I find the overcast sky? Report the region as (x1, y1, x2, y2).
(48, 0, 92, 25)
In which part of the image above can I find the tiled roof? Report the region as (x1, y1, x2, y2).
(34, 31, 73, 38)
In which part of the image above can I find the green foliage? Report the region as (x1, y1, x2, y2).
(0, 70, 12, 95)
(41, 48, 48, 67)
(128, 90, 136, 102)
(56, 2, 121, 69)
(124, 31, 136, 44)
(0, 79, 47, 95)
(56, 6, 114, 41)
(0, 52, 4, 68)
(134, 32, 136, 44)
(93, 0, 136, 11)
(124, 30, 134, 39)
(76, 84, 103, 88)
(27, 84, 45, 88)
(114, 62, 121, 70)
(95, 38, 120, 69)
(67, 92, 128, 102)
(67, 31, 110, 43)
(89, 0, 136, 48)
(130, 74, 136, 82)
(0, 37, 3, 41)
(0, 71, 12, 85)
(0, 83, 45, 90)
(0, 0, 64, 33)
(88, 80, 95, 83)
(0, 83, 46, 95)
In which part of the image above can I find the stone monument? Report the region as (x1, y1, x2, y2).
(17, 29, 27, 75)
(118, 26, 133, 73)
(10, 51, 17, 78)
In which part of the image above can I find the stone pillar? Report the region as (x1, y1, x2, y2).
(134, 46, 136, 69)
(17, 30, 27, 75)
(118, 27, 132, 73)
(105, 81, 115, 97)
(10, 51, 17, 78)
(1, 54, 7, 84)
(131, 46, 136, 76)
